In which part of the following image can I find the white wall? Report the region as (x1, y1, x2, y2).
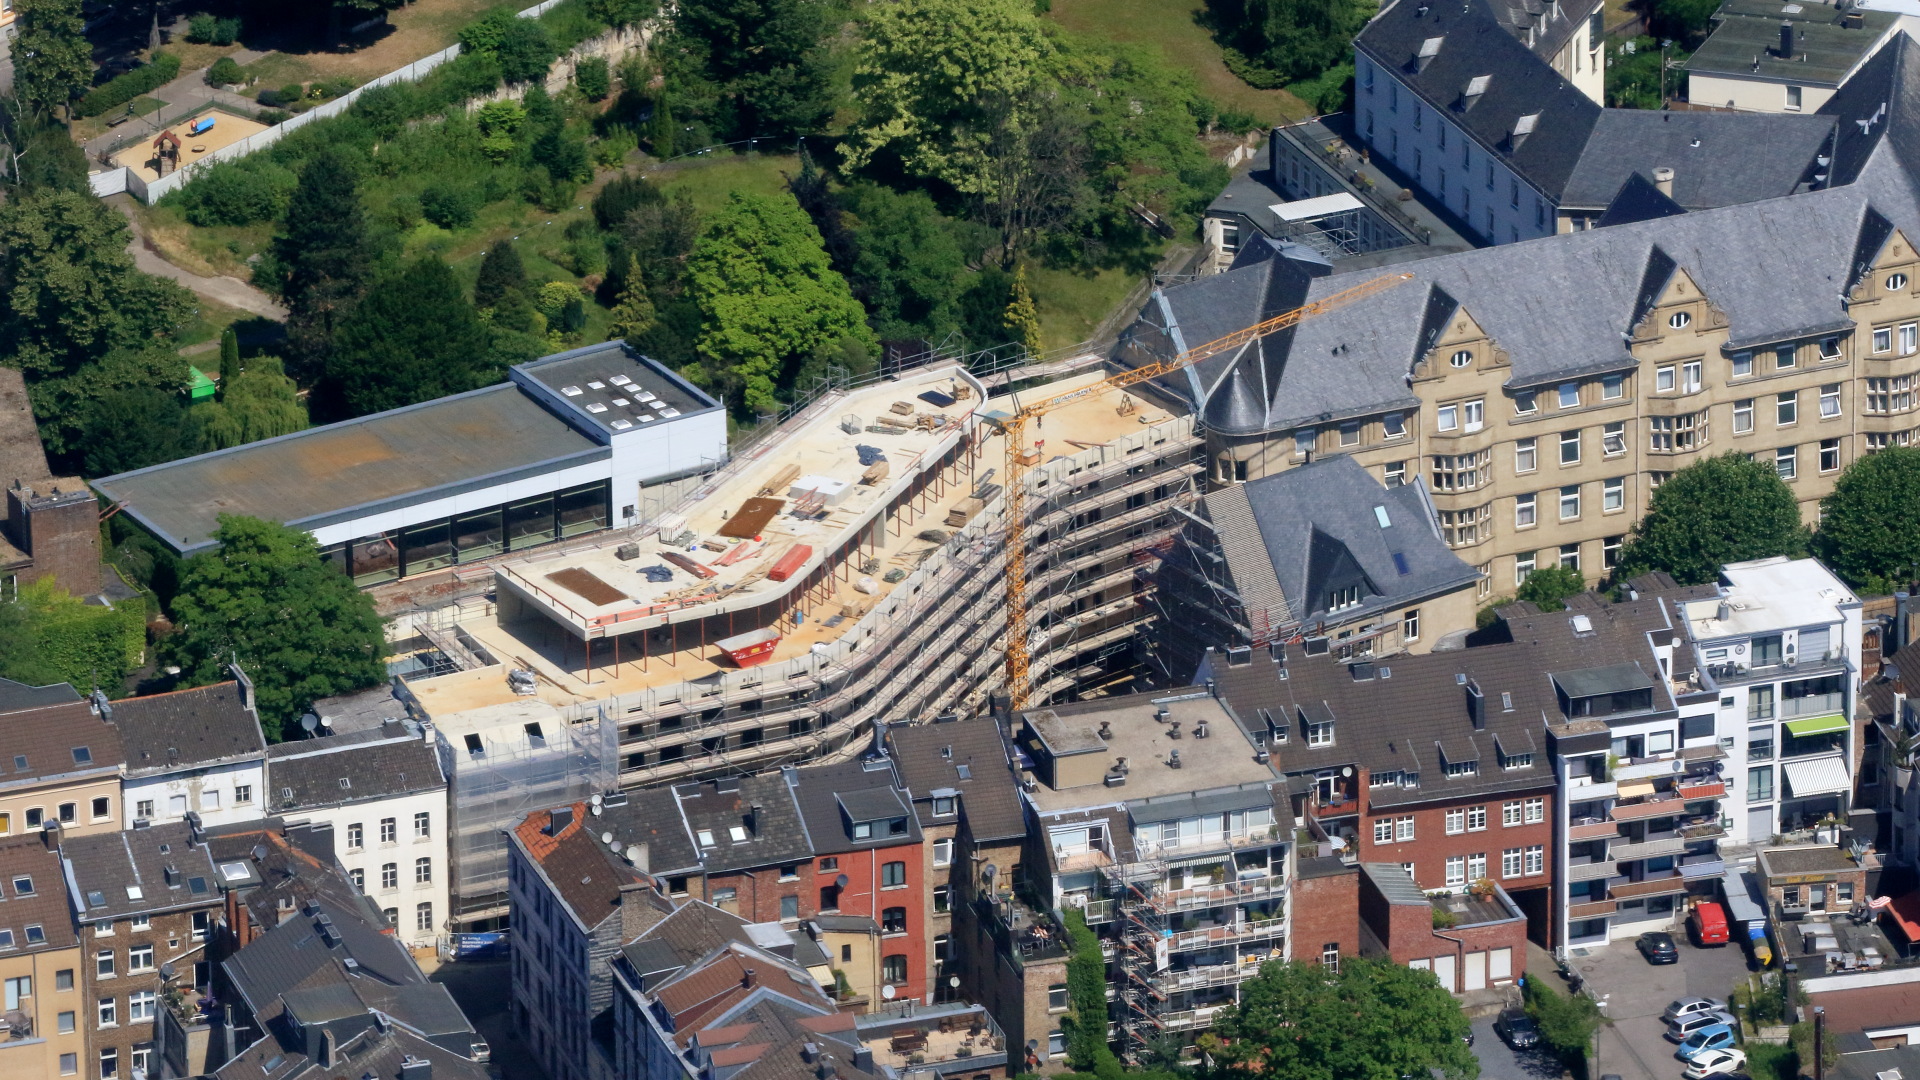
(1687, 73, 1837, 114)
(281, 787, 451, 949)
(123, 761, 267, 831)
(1354, 52, 1557, 246)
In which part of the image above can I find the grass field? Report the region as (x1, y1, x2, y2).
(1046, 0, 1308, 126)
(1025, 261, 1153, 353)
(648, 152, 803, 214)
(242, 0, 515, 89)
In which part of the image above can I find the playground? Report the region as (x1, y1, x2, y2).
(109, 110, 270, 183)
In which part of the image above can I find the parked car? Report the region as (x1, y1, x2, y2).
(1494, 1008, 1542, 1049)
(1664, 997, 1730, 1023)
(1683, 1049, 1747, 1079)
(1638, 931, 1679, 964)
(1676, 1024, 1738, 1060)
(1669, 1011, 1738, 1042)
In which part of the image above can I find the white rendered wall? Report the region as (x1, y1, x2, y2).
(279, 787, 452, 949)
(123, 761, 268, 830)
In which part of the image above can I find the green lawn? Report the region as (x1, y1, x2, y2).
(649, 152, 802, 214)
(1026, 262, 1153, 353)
(1046, 0, 1308, 126)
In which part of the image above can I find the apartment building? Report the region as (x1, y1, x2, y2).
(265, 719, 451, 948)
(1684, 0, 1898, 115)
(0, 833, 85, 1079)
(61, 819, 224, 1080)
(1123, 117, 1920, 595)
(671, 772, 813, 923)
(1210, 645, 1560, 955)
(111, 677, 267, 831)
(0, 687, 125, 841)
(1007, 691, 1290, 1065)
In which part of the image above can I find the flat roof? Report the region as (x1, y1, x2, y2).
(1018, 693, 1278, 814)
(1757, 845, 1860, 879)
(1687, 0, 1895, 85)
(94, 381, 605, 554)
(1552, 662, 1654, 698)
(514, 344, 716, 436)
(1272, 192, 1366, 221)
(1682, 556, 1857, 639)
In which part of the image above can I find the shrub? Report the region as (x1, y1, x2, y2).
(1215, 107, 1260, 134)
(208, 57, 245, 87)
(187, 13, 219, 43)
(576, 56, 611, 100)
(420, 183, 479, 229)
(321, 77, 357, 99)
(212, 17, 242, 46)
(593, 171, 662, 229)
(498, 19, 558, 84)
(256, 87, 284, 107)
(280, 83, 306, 104)
(178, 159, 297, 226)
(77, 52, 183, 117)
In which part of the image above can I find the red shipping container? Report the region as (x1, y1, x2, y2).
(768, 544, 813, 581)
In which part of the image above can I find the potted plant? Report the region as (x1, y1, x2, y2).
(1470, 876, 1497, 901)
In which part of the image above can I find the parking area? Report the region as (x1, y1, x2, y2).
(1470, 1014, 1565, 1080)
(1565, 934, 1756, 1080)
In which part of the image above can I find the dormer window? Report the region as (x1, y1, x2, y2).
(1328, 585, 1362, 612)
(1443, 759, 1479, 777)
(1306, 719, 1335, 747)
(853, 821, 873, 840)
(1465, 74, 1491, 99)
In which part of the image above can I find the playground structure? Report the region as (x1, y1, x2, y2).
(108, 109, 270, 183)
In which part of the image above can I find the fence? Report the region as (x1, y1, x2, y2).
(88, 0, 622, 204)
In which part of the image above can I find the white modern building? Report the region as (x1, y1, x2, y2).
(110, 673, 269, 831)
(265, 718, 453, 948)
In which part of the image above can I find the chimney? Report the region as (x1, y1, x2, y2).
(1097, 720, 1112, 741)
(620, 881, 657, 940)
(231, 664, 256, 713)
(549, 806, 574, 836)
(1898, 591, 1912, 652)
(1168, 749, 1183, 769)
(1466, 679, 1486, 730)
(318, 1029, 335, 1068)
(1653, 166, 1675, 198)
(1814, 1006, 1826, 1080)
(1780, 20, 1794, 58)
(872, 717, 889, 759)
(743, 967, 758, 988)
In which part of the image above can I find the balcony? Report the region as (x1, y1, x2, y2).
(1614, 756, 1683, 782)
(1568, 899, 1618, 920)
(1607, 870, 1689, 900)
(1159, 1003, 1232, 1031)
(1137, 826, 1281, 858)
(1677, 778, 1727, 800)
(1153, 874, 1288, 914)
(1570, 817, 1620, 841)
(1083, 898, 1115, 924)
(1682, 820, 1728, 841)
(1680, 744, 1728, 764)
(1611, 835, 1688, 862)
(1610, 793, 1689, 822)
(1166, 914, 1287, 953)
(1568, 777, 1618, 801)
(1567, 858, 1618, 883)
(1680, 854, 1726, 880)
(1151, 961, 1264, 994)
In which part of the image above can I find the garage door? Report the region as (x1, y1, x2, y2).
(1489, 946, 1513, 982)
(1463, 951, 1487, 992)
(1432, 954, 1457, 991)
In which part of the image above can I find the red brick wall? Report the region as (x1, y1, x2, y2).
(1359, 872, 1529, 991)
(1358, 787, 1556, 895)
(1291, 868, 1360, 967)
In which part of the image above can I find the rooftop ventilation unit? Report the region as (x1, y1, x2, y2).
(562, 385, 584, 397)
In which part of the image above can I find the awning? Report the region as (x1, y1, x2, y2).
(1886, 891, 1920, 944)
(1617, 778, 1658, 800)
(1783, 756, 1852, 798)
(1784, 714, 1850, 737)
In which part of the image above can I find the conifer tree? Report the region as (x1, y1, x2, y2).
(1003, 266, 1043, 357)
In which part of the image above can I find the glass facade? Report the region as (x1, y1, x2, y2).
(319, 479, 610, 585)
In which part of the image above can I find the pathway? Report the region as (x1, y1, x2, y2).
(108, 196, 287, 322)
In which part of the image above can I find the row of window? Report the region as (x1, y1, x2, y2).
(348, 858, 434, 892)
(1442, 847, 1545, 886)
(1513, 537, 1625, 582)
(132, 786, 251, 822)
(345, 813, 432, 850)
(69, 1045, 151, 1080)
(318, 480, 612, 587)
(0, 796, 114, 835)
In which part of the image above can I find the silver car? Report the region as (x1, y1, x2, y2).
(1664, 997, 1729, 1023)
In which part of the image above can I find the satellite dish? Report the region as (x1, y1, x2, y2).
(300, 712, 319, 733)
(626, 845, 642, 863)
(601, 831, 614, 845)
(1341, 766, 1354, 778)
(160, 962, 176, 980)
(881, 984, 896, 1000)
(949, 975, 960, 988)
(591, 793, 603, 807)
(836, 873, 849, 888)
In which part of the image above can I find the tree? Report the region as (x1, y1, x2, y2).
(13, 0, 91, 121)
(1208, 0, 1368, 86)
(1206, 957, 1476, 1080)
(197, 357, 308, 450)
(576, 56, 612, 101)
(276, 151, 373, 381)
(687, 193, 875, 413)
(218, 328, 242, 399)
(667, 0, 836, 139)
(1515, 564, 1586, 611)
(27, 346, 194, 463)
(0, 578, 146, 694)
(0, 91, 87, 193)
(80, 385, 204, 477)
(1523, 979, 1602, 1073)
(1062, 910, 1124, 1078)
(1615, 453, 1807, 586)
(164, 516, 387, 741)
(1814, 446, 1920, 593)
(843, 0, 1058, 196)
(326, 257, 496, 417)
(474, 239, 530, 311)
(606, 255, 657, 342)
(1003, 266, 1042, 356)
(839, 183, 964, 343)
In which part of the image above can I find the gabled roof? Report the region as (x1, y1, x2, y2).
(788, 760, 923, 855)
(266, 720, 445, 812)
(62, 820, 223, 919)
(223, 897, 425, 1020)
(685, 995, 879, 1080)
(1487, 0, 1601, 60)
(110, 679, 266, 777)
(1560, 110, 1832, 211)
(885, 718, 1027, 841)
(1686, 0, 1897, 88)
(510, 803, 657, 933)
(629, 898, 754, 967)
(674, 772, 812, 871)
(213, 1022, 491, 1080)
(0, 835, 76, 954)
(1820, 34, 1920, 188)
(0, 675, 79, 715)
(1595, 171, 1689, 228)
(0, 698, 123, 790)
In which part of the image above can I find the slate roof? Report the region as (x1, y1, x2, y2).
(1559, 110, 1832, 211)
(1488, 0, 1601, 60)
(0, 835, 76, 954)
(110, 679, 266, 776)
(674, 772, 813, 872)
(886, 718, 1027, 841)
(1214, 454, 1480, 628)
(204, 822, 382, 937)
(1131, 158, 1920, 435)
(626, 899, 753, 971)
(265, 720, 445, 813)
(684, 995, 877, 1080)
(651, 942, 839, 1043)
(62, 820, 223, 919)
(0, 676, 79, 715)
(1356, 0, 1603, 199)
(0, 698, 123, 791)
(789, 760, 924, 855)
(1687, 0, 1897, 88)
(222, 896, 424, 1019)
(1593, 171, 1689, 228)
(213, 1023, 492, 1080)
(1819, 32, 1920, 187)
(511, 803, 657, 933)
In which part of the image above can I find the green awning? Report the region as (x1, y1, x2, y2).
(1784, 714, 1850, 737)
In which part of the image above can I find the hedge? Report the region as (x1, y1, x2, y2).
(14, 577, 146, 692)
(79, 52, 182, 118)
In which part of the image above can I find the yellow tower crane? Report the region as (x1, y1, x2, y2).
(997, 271, 1415, 710)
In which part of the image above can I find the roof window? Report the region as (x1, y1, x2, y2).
(72, 747, 91, 765)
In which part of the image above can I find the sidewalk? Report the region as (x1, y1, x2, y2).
(107, 195, 287, 322)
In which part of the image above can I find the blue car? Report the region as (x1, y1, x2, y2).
(1675, 1024, 1738, 1061)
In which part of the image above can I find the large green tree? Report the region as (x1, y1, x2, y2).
(1208, 0, 1368, 86)
(1205, 957, 1478, 1080)
(276, 151, 373, 381)
(842, 0, 1058, 197)
(326, 257, 496, 417)
(1516, 564, 1587, 611)
(13, 0, 91, 121)
(197, 357, 309, 450)
(79, 385, 204, 477)
(164, 516, 387, 741)
(838, 183, 965, 343)
(1615, 452, 1808, 586)
(1814, 446, 1920, 592)
(0, 578, 146, 694)
(687, 192, 875, 413)
(666, 0, 836, 140)
(30, 346, 193, 464)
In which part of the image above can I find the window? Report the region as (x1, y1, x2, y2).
(1821, 439, 1841, 473)
(1733, 351, 1755, 376)
(1786, 84, 1803, 110)
(1514, 438, 1537, 473)
(202, 789, 220, 810)
(852, 821, 872, 840)
(1891, 272, 1911, 292)
(1374, 820, 1394, 844)
(415, 857, 432, 884)
(1403, 609, 1421, 642)
(382, 864, 398, 891)
(1383, 411, 1406, 439)
(1327, 584, 1362, 612)
(1649, 413, 1703, 452)
(61, 1054, 76, 1076)
(1464, 399, 1485, 432)
(1820, 384, 1841, 418)
(1514, 391, 1538, 415)
(1384, 460, 1407, 487)
(882, 906, 908, 934)
(384, 908, 399, 927)
(1905, 323, 1918, 355)
(58, 1011, 74, 1034)
(128, 990, 155, 1022)
(380, 818, 397, 844)
(98, 998, 115, 1027)
(1445, 808, 1465, 835)
(1776, 345, 1797, 371)
(1468, 852, 1488, 881)
(1669, 311, 1692, 329)
(1525, 846, 1545, 875)
(881, 861, 906, 888)
(1603, 477, 1623, 511)
(1657, 366, 1675, 392)
(101, 1049, 119, 1080)
(1514, 550, 1536, 585)
(1683, 361, 1702, 392)
(933, 885, 950, 912)
(128, 943, 153, 972)
(1559, 485, 1580, 520)
(1602, 374, 1625, 400)
(1868, 376, 1914, 413)
(933, 837, 954, 867)
(1450, 349, 1472, 368)
(1430, 451, 1486, 491)
(931, 796, 956, 817)
(1049, 984, 1070, 1012)
(1502, 849, 1523, 878)
(1776, 446, 1798, 480)
(131, 1049, 150, 1079)
(1525, 798, 1545, 823)
(55, 969, 71, 992)
(167, 796, 184, 817)
(1602, 422, 1625, 456)
(58, 803, 76, 823)
(1294, 429, 1316, 457)
(90, 797, 109, 820)
(1777, 391, 1798, 426)
(1559, 543, 1581, 571)
(882, 955, 908, 985)
(1875, 327, 1894, 353)
(1558, 383, 1580, 408)
(819, 857, 838, 871)
(1396, 816, 1415, 841)
(1560, 430, 1581, 464)
(350, 868, 364, 891)
(1733, 399, 1754, 433)
(1503, 801, 1523, 827)
(347, 823, 364, 850)
(1437, 404, 1458, 432)
(1446, 855, 1467, 886)
(1748, 766, 1774, 802)
(1515, 492, 1536, 528)
(1306, 720, 1335, 747)
(1322, 942, 1342, 972)
(415, 812, 431, 838)
(96, 950, 113, 978)
(234, 785, 251, 805)
(1603, 534, 1624, 569)
(417, 903, 435, 931)
(1467, 805, 1487, 831)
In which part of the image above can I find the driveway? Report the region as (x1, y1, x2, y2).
(1567, 935, 1754, 1080)
(1471, 1015, 1565, 1080)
